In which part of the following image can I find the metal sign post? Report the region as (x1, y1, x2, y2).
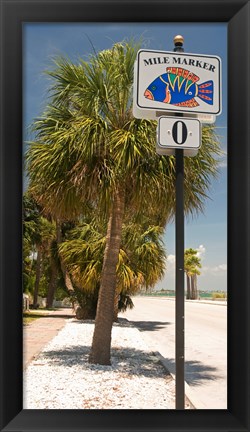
(174, 35, 185, 410)
(175, 145, 185, 409)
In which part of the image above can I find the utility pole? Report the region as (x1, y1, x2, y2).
(173, 35, 185, 410)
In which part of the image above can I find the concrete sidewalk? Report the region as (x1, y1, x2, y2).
(23, 308, 75, 369)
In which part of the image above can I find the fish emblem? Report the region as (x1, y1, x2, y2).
(144, 67, 213, 107)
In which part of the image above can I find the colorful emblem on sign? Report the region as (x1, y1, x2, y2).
(144, 67, 214, 108)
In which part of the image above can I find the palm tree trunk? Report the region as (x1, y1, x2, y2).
(89, 187, 125, 365)
(196, 275, 199, 300)
(194, 274, 198, 299)
(46, 257, 58, 308)
(113, 290, 120, 322)
(186, 274, 191, 299)
(56, 222, 74, 293)
(33, 247, 42, 307)
(190, 275, 195, 300)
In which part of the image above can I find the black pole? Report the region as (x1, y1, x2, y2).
(174, 35, 185, 410)
(175, 148, 185, 409)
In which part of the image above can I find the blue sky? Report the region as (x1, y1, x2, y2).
(23, 22, 227, 292)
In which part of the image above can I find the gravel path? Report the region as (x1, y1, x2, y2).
(24, 318, 177, 409)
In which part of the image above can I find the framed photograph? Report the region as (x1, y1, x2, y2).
(0, 0, 249, 431)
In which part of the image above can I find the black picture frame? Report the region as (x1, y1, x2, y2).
(0, 0, 249, 431)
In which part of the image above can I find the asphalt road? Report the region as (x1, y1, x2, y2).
(121, 296, 227, 409)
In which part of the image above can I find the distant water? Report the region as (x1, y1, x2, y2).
(141, 291, 226, 299)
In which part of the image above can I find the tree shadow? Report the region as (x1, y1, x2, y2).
(185, 360, 222, 386)
(71, 318, 171, 331)
(36, 345, 172, 380)
(127, 320, 172, 331)
(70, 319, 94, 324)
(161, 356, 223, 386)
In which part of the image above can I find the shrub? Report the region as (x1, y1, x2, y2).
(72, 288, 134, 320)
(72, 287, 99, 320)
(212, 292, 226, 299)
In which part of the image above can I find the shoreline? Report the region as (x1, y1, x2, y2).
(135, 295, 227, 306)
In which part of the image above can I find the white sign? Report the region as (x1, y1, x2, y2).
(133, 97, 215, 123)
(133, 49, 222, 117)
(156, 117, 201, 156)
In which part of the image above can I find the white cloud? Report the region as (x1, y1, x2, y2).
(201, 263, 227, 276)
(196, 244, 206, 259)
(167, 254, 175, 264)
(212, 264, 227, 273)
(165, 254, 175, 273)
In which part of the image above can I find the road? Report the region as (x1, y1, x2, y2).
(121, 296, 227, 409)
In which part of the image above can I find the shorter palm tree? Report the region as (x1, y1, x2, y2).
(184, 248, 201, 300)
(58, 216, 166, 319)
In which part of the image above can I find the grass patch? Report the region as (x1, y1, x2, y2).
(23, 311, 50, 325)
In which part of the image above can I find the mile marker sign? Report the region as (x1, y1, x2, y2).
(133, 49, 222, 118)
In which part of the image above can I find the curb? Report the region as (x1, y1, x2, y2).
(141, 296, 227, 306)
(122, 317, 205, 410)
(155, 351, 207, 409)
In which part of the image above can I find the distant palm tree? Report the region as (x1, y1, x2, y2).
(184, 248, 202, 300)
(23, 193, 56, 306)
(33, 217, 56, 307)
(26, 40, 221, 364)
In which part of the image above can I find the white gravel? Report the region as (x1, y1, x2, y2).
(23, 318, 176, 409)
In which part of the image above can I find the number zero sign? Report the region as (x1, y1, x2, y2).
(157, 116, 201, 156)
(172, 121, 188, 145)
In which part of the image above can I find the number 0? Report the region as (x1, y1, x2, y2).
(172, 121, 188, 145)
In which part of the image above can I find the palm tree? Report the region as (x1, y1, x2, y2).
(23, 192, 56, 306)
(32, 216, 56, 306)
(26, 40, 221, 364)
(184, 248, 202, 300)
(23, 193, 40, 296)
(58, 216, 166, 320)
(114, 219, 166, 320)
(46, 238, 59, 308)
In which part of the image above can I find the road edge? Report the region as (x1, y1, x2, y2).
(121, 317, 205, 409)
(154, 351, 207, 409)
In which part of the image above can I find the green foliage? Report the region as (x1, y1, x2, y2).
(184, 248, 202, 276)
(54, 278, 70, 301)
(118, 293, 134, 313)
(56, 214, 166, 316)
(212, 292, 226, 299)
(59, 220, 105, 292)
(121, 220, 166, 290)
(58, 215, 166, 295)
(184, 248, 202, 300)
(71, 286, 99, 319)
(23, 259, 36, 294)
